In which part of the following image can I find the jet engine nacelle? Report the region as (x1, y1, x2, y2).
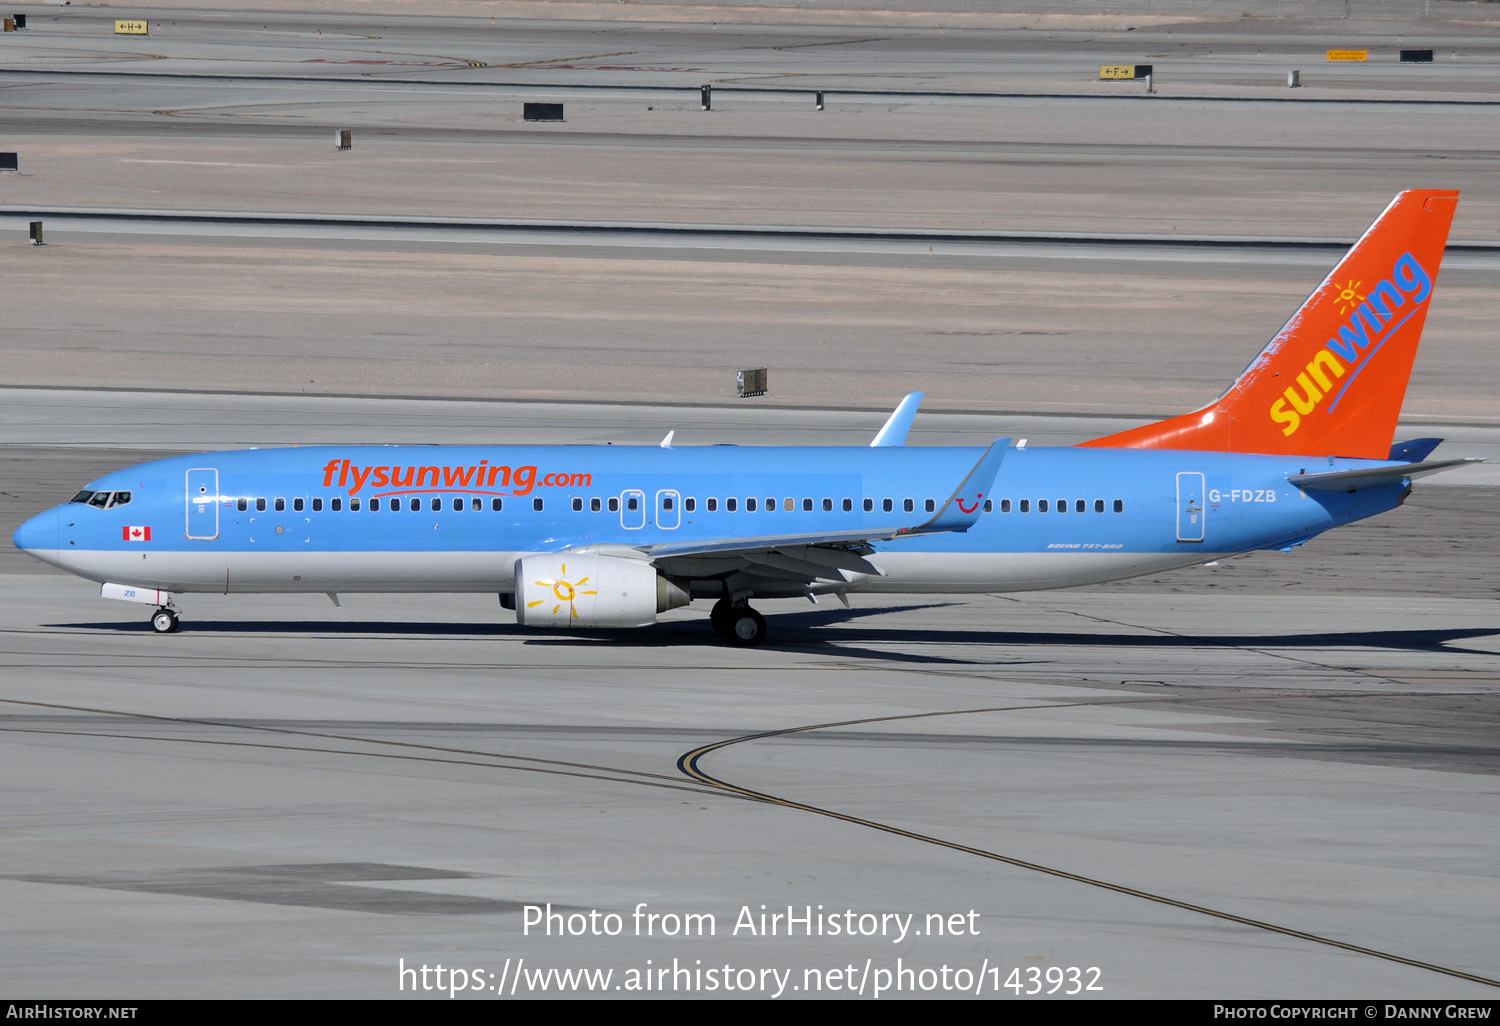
(514, 553, 690, 628)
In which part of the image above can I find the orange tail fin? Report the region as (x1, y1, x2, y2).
(1082, 190, 1458, 459)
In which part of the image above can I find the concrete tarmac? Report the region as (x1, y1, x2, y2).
(2, 391, 1498, 998)
(8, 9, 1500, 414)
(1, 4, 1498, 1001)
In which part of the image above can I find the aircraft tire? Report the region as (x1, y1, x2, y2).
(726, 607, 766, 647)
(151, 608, 179, 634)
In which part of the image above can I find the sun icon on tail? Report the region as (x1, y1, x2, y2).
(1334, 279, 1365, 316)
(526, 562, 597, 620)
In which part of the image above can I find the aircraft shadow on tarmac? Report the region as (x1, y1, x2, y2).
(48, 603, 1500, 663)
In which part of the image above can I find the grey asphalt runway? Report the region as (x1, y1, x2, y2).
(2, 391, 1497, 998)
(2, 2, 1498, 1001)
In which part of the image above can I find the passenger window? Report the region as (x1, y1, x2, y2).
(1056, 499, 1066, 513)
(1039, 499, 1049, 512)
(765, 497, 775, 512)
(983, 499, 992, 513)
(294, 498, 305, 512)
(747, 498, 757, 512)
(627, 496, 639, 512)
(806, 498, 816, 512)
(274, 498, 285, 512)
(707, 498, 718, 512)
(350, 498, 361, 511)
(842, 498, 852, 512)
(608, 497, 618, 513)
(431, 498, 441, 512)
(903, 499, 914, 513)
(533, 498, 544, 511)
(728, 498, 739, 512)
(391, 500, 400, 513)
(1114, 499, 1125, 513)
(238, 498, 248, 513)
(371, 498, 382, 511)
(925, 499, 935, 513)
(332, 498, 342, 512)
(684, 497, 696, 512)
(1020, 499, 1030, 513)
(410, 498, 421, 512)
(492, 498, 504, 511)
(822, 498, 832, 512)
(863, 498, 874, 513)
(784, 498, 794, 511)
(572, 497, 583, 512)
(662, 497, 674, 511)
(1095, 499, 1104, 513)
(591, 497, 601, 512)
(453, 498, 463, 511)
(882, 498, 893, 513)
(256, 498, 267, 512)
(1000, 499, 1010, 513)
(312, 497, 322, 512)
(472, 498, 481, 511)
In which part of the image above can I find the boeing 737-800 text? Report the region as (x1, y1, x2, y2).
(13, 190, 1477, 645)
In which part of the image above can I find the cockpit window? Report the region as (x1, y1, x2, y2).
(71, 489, 131, 508)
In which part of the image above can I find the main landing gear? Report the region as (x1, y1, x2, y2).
(151, 607, 180, 634)
(709, 598, 766, 647)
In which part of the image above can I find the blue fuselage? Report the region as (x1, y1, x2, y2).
(14, 444, 1405, 598)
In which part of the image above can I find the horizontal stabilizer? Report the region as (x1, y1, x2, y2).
(1289, 457, 1481, 491)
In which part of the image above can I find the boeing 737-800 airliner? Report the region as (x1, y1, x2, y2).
(13, 190, 1478, 645)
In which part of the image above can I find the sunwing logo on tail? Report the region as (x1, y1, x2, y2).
(1269, 252, 1432, 436)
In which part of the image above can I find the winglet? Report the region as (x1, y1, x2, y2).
(870, 392, 924, 447)
(899, 438, 1008, 535)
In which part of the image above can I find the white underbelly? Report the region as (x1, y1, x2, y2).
(56, 550, 526, 593)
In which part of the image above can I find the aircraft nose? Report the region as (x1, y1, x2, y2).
(13, 507, 61, 564)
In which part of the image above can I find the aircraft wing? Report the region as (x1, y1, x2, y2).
(641, 438, 1009, 573)
(1288, 458, 1482, 491)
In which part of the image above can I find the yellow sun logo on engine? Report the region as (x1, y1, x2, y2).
(526, 562, 597, 619)
(1334, 279, 1365, 316)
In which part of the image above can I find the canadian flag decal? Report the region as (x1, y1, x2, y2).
(123, 526, 152, 542)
